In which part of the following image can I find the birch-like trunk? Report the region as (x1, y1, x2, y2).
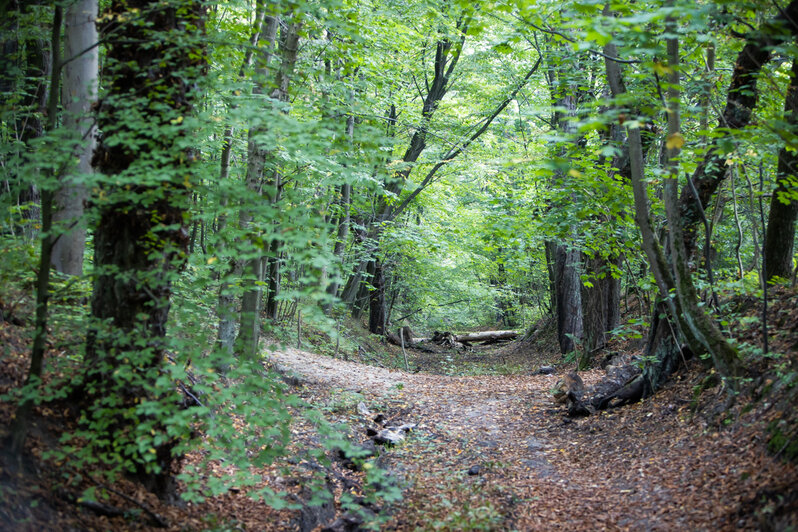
(51, 0, 97, 275)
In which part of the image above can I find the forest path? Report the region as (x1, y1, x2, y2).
(268, 346, 794, 531)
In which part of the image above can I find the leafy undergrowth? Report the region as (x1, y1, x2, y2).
(1, 288, 797, 531)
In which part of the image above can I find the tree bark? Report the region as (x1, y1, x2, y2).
(603, 24, 692, 395)
(554, 245, 583, 353)
(546, 61, 585, 355)
(261, 20, 300, 325)
(236, 16, 298, 358)
(455, 330, 518, 343)
(324, 109, 354, 311)
(83, 0, 205, 497)
(216, 2, 268, 362)
(51, 0, 97, 275)
(581, 253, 620, 360)
(764, 58, 798, 282)
(661, 25, 739, 383)
(7, 3, 62, 462)
(368, 259, 387, 335)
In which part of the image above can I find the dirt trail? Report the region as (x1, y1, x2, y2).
(270, 346, 797, 531)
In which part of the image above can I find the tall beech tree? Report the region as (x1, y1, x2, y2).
(358, 13, 543, 334)
(81, 0, 206, 496)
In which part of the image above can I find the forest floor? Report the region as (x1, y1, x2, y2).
(1, 291, 798, 530)
(264, 341, 798, 531)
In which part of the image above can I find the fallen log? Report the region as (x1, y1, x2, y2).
(455, 330, 518, 343)
(413, 330, 519, 344)
(388, 329, 519, 348)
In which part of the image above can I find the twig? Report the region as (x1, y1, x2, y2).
(758, 163, 769, 355)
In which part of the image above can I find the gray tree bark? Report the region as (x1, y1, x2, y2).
(544, 52, 585, 355)
(235, 14, 282, 359)
(216, 3, 267, 361)
(51, 0, 97, 275)
(237, 18, 301, 354)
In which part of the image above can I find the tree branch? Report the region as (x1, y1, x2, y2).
(390, 56, 543, 219)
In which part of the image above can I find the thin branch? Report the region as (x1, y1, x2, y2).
(512, 13, 641, 64)
(411, 73, 425, 100)
(390, 56, 543, 219)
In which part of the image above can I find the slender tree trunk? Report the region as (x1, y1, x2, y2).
(256, 20, 301, 328)
(368, 259, 387, 335)
(764, 58, 798, 282)
(51, 0, 97, 275)
(604, 25, 690, 395)
(215, 6, 269, 361)
(7, 4, 62, 461)
(679, 0, 798, 256)
(324, 109, 355, 312)
(544, 242, 556, 315)
(325, 184, 351, 301)
(235, 16, 296, 358)
(661, 27, 739, 383)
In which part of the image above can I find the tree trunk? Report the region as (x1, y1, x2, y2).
(82, 0, 205, 498)
(764, 58, 798, 282)
(544, 50, 587, 356)
(324, 108, 354, 312)
(603, 24, 693, 396)
(661, 26, 739, 382)
(554, 245, 583, 353)
(580, 253, 620, 361)
(368, 259, 386, 334)
(7, 4, 62, 462)
(455, 330, 518, 343)
(236, 16, 298, 357)
(264, 240, 281, 320)
(544, 242, 556, 315)
(215, 4, 267, 362)
(234, 14, 279, 358)
(261, 20, 300, 324)
(51, 0, 97, 275)
(679, 0, 798, 256)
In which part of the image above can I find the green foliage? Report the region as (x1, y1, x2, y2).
(767, 420, 798, 461)
(2, 0, 798, 526)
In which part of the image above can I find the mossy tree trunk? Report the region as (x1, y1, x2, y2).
(82, 0, 205, 498)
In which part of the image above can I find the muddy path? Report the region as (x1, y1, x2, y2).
(270, 346, 797, 531)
